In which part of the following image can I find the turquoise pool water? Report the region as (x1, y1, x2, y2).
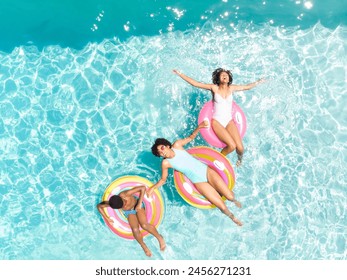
(0, 1, 346, 260)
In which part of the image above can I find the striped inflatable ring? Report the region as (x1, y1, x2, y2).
(173, 146, 235, 209)
(198, 100, 247, 148)
(101, 176, 164, 240)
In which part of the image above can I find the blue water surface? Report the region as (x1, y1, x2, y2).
(0, 0, 346, 260)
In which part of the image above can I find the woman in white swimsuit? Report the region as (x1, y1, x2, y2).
(173, 68, 265, 166)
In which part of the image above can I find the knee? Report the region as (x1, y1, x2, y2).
(227, 143, 236, 152)
(131, 227, 141, 236)
(140, 223, 150, 231)
(223, 141, 236, 153)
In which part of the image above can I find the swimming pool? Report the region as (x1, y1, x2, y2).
(0, 0, 346, 260)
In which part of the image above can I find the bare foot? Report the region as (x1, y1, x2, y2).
(233, 200, 242, 208)
(141, 244, 152, 257)
(158, 235, 166, 251)
(236, 152, 243, 167)
(144, 249, 152, 257)
(232, 217, 243, 227)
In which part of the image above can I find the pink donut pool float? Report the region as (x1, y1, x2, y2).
(173, 146, 235, 209)
(101, 176, 164, 240)
(198, 101, 247, 148)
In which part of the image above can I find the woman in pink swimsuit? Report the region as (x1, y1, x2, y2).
(173, 68, 265, 166)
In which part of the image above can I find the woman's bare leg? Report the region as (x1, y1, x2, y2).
(225, 121, 244, 166)
(206, 167, 241, 208)
(195, 182, 242, 226)
(136, 209, 166, 251)
(211, 119, 236, 156)
(128, 214, 152, 257)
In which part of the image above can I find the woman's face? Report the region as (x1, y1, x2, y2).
(157, 145, 169, 157)
(219, 72, 229, 83)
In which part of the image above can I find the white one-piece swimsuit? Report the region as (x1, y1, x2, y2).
(212, 93, 233, 127)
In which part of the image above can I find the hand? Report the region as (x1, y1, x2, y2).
(172, 69, 181, 75)
(107, 218, 114, 225)
(198, 119, 210, 129)
(146, 187, 155, 197)
(257, 77, 266, 84)
(135, 205, 142, 212)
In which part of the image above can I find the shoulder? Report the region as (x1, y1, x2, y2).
(172, 141, 180, 148)
(172, 141, 184, 149)
(161, 159, 171, 169)
(211, 84, 219, 92)
(119, 192, 127, 198)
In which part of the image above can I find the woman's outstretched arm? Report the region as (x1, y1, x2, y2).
(230, 77, 266, 92)
(147, 161, 170, 197)
(173, 69, 214, 91)
(174, 120, 209, 148)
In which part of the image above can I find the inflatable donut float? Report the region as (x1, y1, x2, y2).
(101, 176, 164, 239)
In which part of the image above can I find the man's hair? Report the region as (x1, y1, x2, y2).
(151, 138, 172, 157)
(109, 195, 123, 209)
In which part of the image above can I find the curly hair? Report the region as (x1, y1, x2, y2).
(109, 195, 123, 209)
(212, 68, 233, 85)
(151, 138, 172, 157)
